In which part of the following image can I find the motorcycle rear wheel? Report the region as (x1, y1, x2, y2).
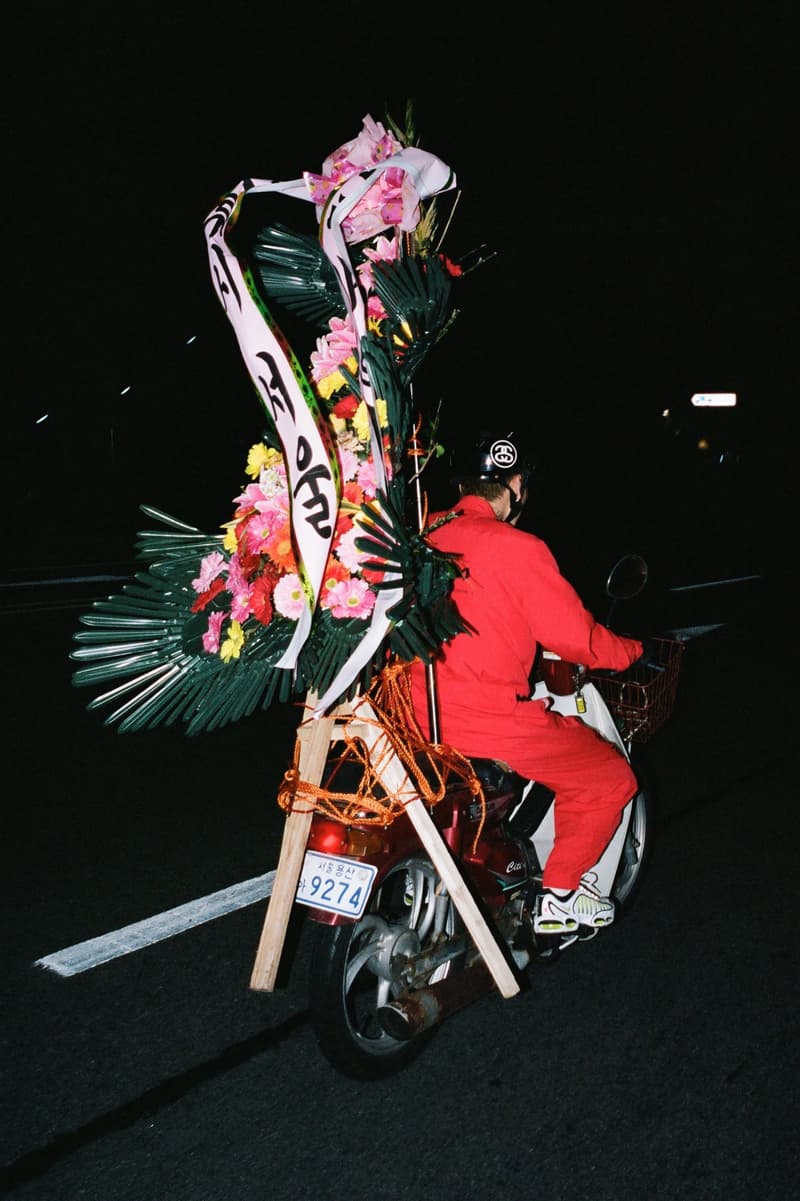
(308, 854, 460, 1080)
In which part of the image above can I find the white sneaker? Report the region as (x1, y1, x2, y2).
(533, 876, 615, 934)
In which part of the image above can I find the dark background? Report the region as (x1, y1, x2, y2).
(4, 5, 796, 601)
(3, 12, 798, 1196)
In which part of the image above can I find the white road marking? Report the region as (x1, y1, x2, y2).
(34, 871, 276, 977)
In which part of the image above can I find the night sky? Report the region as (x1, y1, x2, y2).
(6, 7, 796, 576)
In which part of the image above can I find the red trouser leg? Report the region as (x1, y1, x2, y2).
(502, 706, 639, 891)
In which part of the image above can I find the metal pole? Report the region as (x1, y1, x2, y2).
(408, 410, 441, 744)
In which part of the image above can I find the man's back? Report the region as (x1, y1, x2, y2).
(409, 493, 640, 757)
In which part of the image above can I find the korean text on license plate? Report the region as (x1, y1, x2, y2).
(295, 851, 378, 919)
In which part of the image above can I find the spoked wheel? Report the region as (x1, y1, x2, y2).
(308, 855, 460, 1079)
(611, 778, 654, 914)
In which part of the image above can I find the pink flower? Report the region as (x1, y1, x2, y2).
(352, 169, 421, 241)
(323, 577, 376, 620)
(310, 315, 358, 384)
(365, 293, 388, 321)
(357, 234, 400, 293)
(273, 573, 306, 620)
(202, 610, 225, 653)
(356, 457, 379, 499)
(234, 481, 269, 510)
(192, 551, 226, 594)
(305, 115, 401, 206)
(334, 523, 367, 573)
(229, 584, 253, 624)
(225, 553, 248, 595)
(304, 116, 420, 244)
(324, 115, 400, 173)
(336, 443, 359, 483)
(234, 475, 288, 513)
(242, 508, 286, 556)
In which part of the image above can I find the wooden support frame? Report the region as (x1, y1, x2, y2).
(249, 693, 341, 992)
(249, 692, 520, 999)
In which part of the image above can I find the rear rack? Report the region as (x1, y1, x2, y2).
(590, 637, 685, 743)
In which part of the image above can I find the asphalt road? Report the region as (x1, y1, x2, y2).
(2, 579, 797, 1201)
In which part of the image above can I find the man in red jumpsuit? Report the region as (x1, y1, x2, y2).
(409, 431, 644, 935)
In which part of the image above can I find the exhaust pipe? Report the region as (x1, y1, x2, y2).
(378, 951, 528, 1041)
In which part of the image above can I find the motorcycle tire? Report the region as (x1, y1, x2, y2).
(308, 854, 462, 1080)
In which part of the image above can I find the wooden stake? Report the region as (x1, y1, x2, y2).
(351, 699, 520, 999)
(249, 696, 343, 992)
(250, 694, 520, 1001)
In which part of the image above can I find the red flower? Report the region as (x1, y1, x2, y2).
(335, 509, 355, 537)
(342, 481, 364, 506)
(191, 576, 227, 613)
(320, 555, 350, 593)
(238, 552, 261, 580)
(440, 254, 463, 278)
(234, 512, 256, 552)
(332, 393, 359, 419)
(360, 563, 385, 585)
(250, 574, 275, 625)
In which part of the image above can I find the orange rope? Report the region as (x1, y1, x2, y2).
(276, 659, 486, 848)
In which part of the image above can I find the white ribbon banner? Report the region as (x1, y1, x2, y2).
(205, 147, 456, 710)
(204, 181, 339, 668)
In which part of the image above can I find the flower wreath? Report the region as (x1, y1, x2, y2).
(72, 108, 488, 735)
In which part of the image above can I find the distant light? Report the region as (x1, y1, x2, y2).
(661, 407, 671, 418)
(691, 392, 737, 407)
(35, 413, 49, 424)
(185, 334, 197, 345)
(120, 385, 132, 396)
(697, 438, 710, 451)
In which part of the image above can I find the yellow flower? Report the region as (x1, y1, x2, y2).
(317, 371, 345, 401)
(316, 355, 358, 401)
(221, 521, 239, 553)
(352, 398, 388, 443)
(220, 620, 245, 662)
(245, 443, 281, 479)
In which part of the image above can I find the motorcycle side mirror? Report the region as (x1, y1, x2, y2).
(606, 553, 648, 601)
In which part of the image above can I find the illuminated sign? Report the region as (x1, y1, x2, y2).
(690, 393, 737, 407)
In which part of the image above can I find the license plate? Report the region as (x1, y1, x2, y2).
(295, 851, 378, 918)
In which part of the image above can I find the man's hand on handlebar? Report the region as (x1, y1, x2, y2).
(635, 636, 665, 671)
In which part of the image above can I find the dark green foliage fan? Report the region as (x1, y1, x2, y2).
(251, 223, 346, 328)
(356, 491, 467, 664)
(370, 252, 456, 384)
(71, 508, 296, 735)
(71, 499, 466, 734)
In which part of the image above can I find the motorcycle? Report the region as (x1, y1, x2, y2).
(289, 553, 683, 1079)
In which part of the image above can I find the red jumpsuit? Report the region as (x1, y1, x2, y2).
(409, 495, 643, 890)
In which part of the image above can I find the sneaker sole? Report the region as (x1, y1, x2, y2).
(534, 918, 579, 934)
(534, 914, 615, 934)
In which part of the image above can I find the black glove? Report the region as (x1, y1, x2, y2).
(635, 636, 664, 671)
